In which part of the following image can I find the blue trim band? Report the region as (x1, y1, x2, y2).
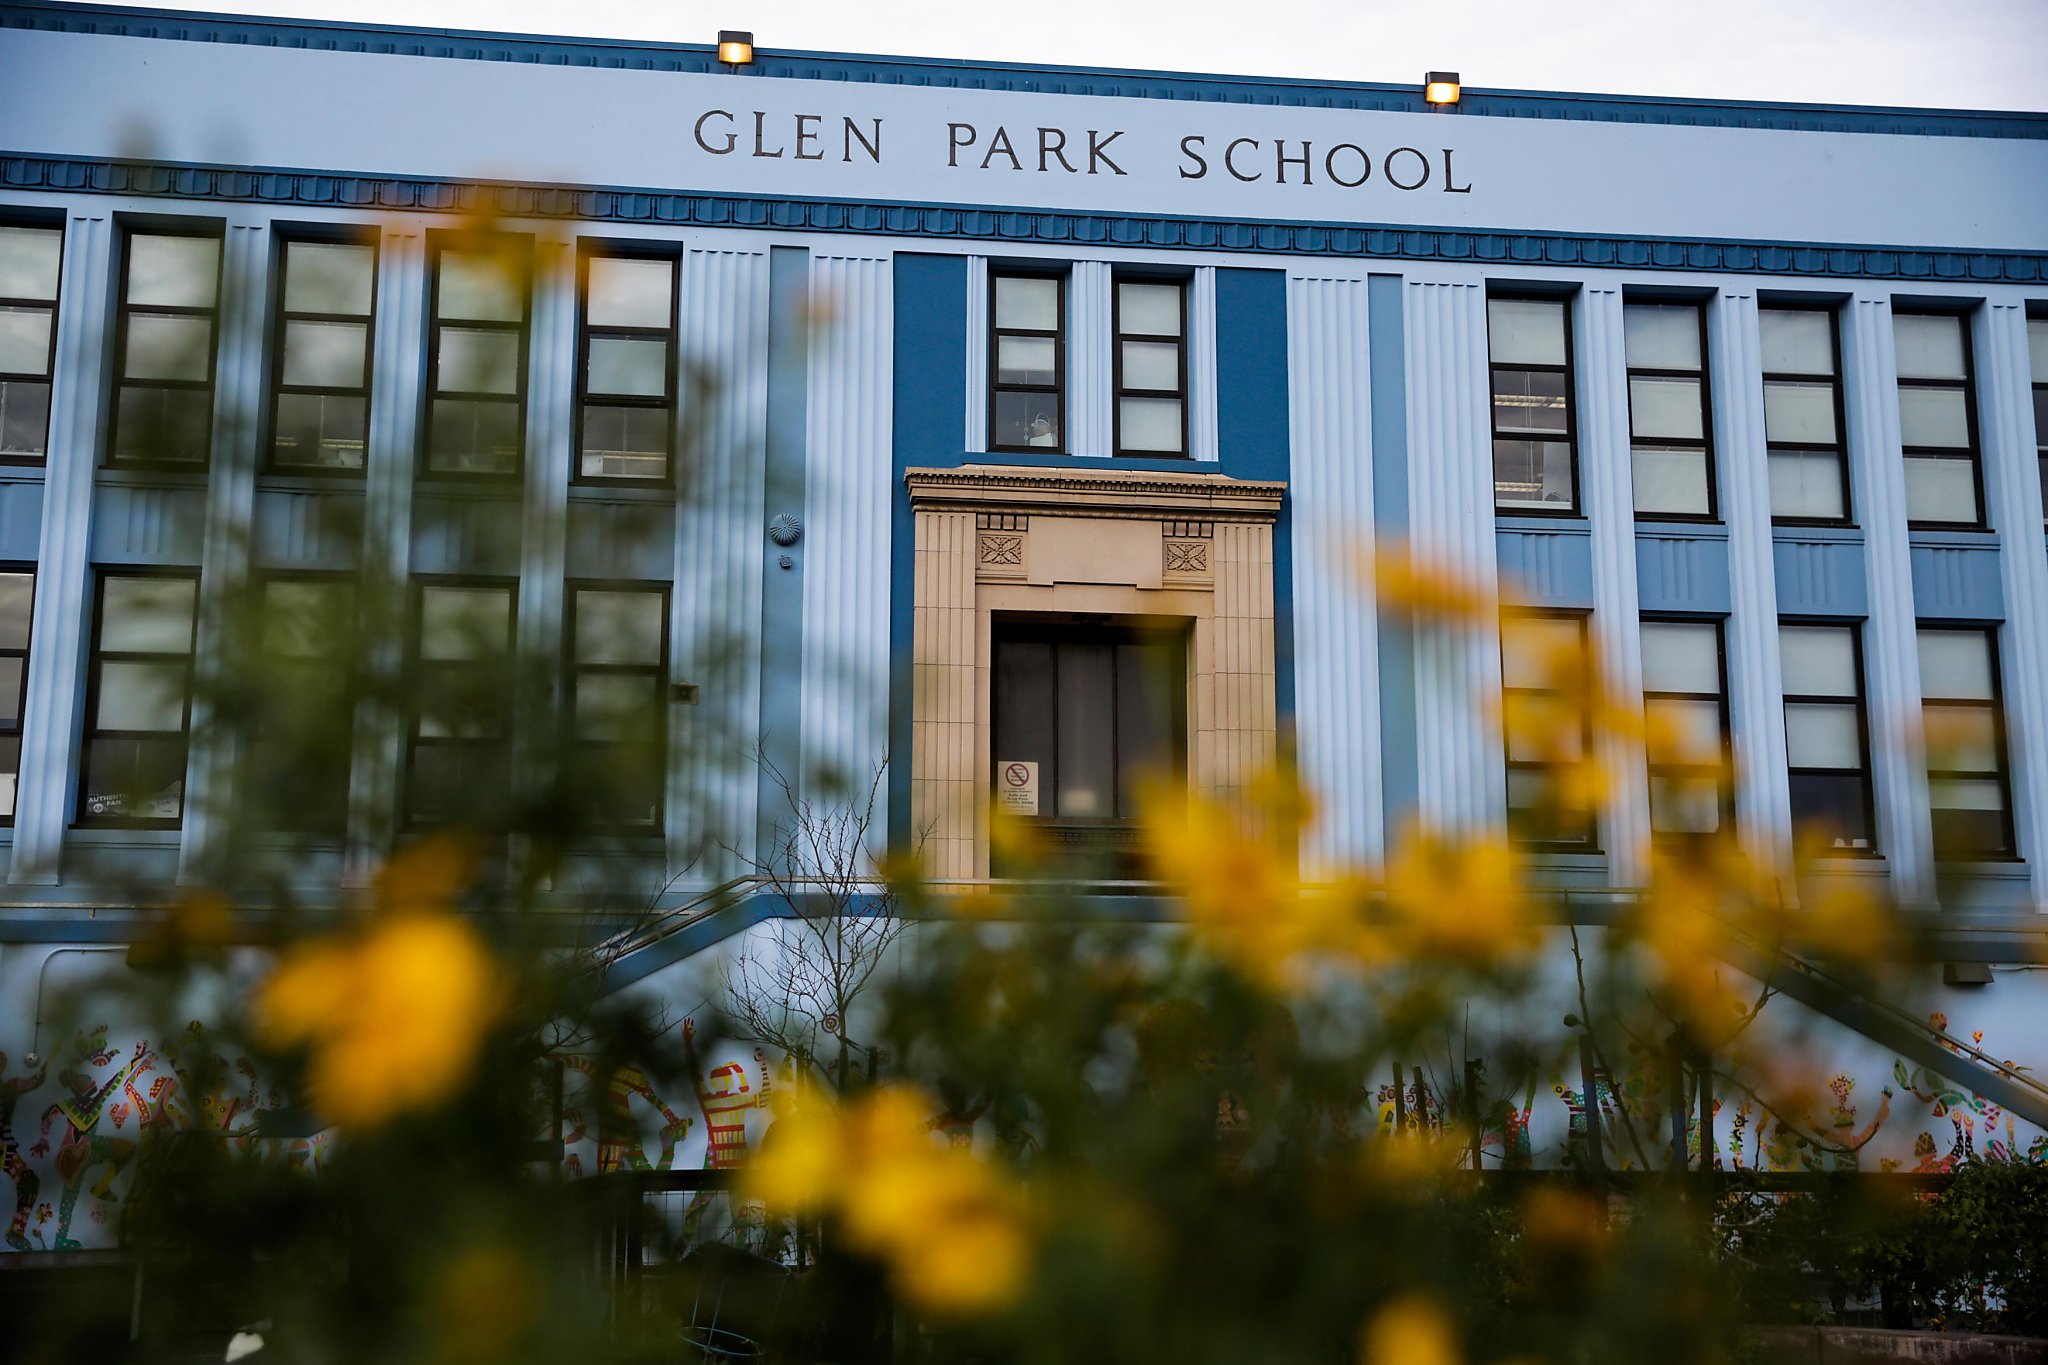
(5, 2, 2043, 139)
(756, 245, 810, 856)
(3, 154, 2042, 284)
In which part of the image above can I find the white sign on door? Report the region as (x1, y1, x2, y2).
(997, 760, 1039, 815)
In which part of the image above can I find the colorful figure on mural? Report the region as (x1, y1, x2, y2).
(2, 1049, 50, 1251)
(30, 1035, 150, 1250)
(562, 1055, 693, 1173)
(1481, 1078, 1538, 1170)
(682, 1020, 774, 1170)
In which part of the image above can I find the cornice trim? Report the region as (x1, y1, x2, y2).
(3, 154, 2043, 284)
(906, 464, 1286, 520)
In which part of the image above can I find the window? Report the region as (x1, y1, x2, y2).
(991, 621, 1184, 872)
(80, 573, 198, 825)
(2028, 315, 2047, 523)
(1625, 301, 1716, 519)
(1499, 613, 1596, 846)
(110, 231, 221, 466)
(1488, 296, 1577, 513)
(1760, 306, 1849, 523)
(1113, 277, 1185, 456)
(0, 570, 33, 821)
(567, 585, 668, 830)
(989, 273, 1064, 452)
(1918, 626, 2015, 859)
(244, 578, 356, 833)
(1894, 312, 1983, 528)
(577, 252, 678, 483)
(1639, 617, 1731, 840)
(0, 223, 61, 462)
(1778, 621, 1875, 853)
(269, 237, 376, 473)
(407, 582, 515, 825)
(425, 238, 529, 478)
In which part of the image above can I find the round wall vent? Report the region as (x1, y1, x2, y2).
(768, 514, 803, 547)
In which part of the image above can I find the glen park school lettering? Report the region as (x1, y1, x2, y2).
(689, 110, 1475, 193)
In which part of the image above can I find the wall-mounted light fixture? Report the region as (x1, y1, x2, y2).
(717, 30, 755, 66)
(1423, 71, 1461, 108)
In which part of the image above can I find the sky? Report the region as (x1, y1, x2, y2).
(96, 0, 2048, 111)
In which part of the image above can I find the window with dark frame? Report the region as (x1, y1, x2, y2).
(989, 273, 1064, 452)
(1779, 621, 1876, 853)
(0, 570, 33, 822)
(1760, 306, 1851, 524)
(269, 237, 376, 473)
(1894, 311, 1984, 528)
(1499, 612, 1596, 847)
(576, 251, 678, 484)
(425, 238, 529, 479)
(406, 581, 515, 825)
(2027, 315, 2046, 523)
(109, 230, 221, 467)
(79, 572, 199, 826)
(1639, 616, 1733, 841)
(1113, 276, 1186, 457)
(246, 577, 356, 834)
(1488, 296, 1578, 513)
(567, 584, 668, 831)
(0, 223, 61, 462)
(1624, 301, 1716, 519)
(990, 619, 1185, 874)
(1918, 625, 2016, 860)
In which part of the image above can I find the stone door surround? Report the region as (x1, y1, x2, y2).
(905, 465, 1286, 879)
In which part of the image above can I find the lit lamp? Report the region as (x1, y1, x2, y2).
(1423, 70, 1461, 108)
(717, 30, 755, 66)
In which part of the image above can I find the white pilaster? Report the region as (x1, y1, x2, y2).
(802, 253, 893, 823)
(1285, 270, 1380, 874)
(511, 235, 576, 881)
(10, 208, 112, 886)
(1843, 291, 1934, 902)
(1977, 299, 2048, 905)
(1188, 266, 1220, 463)
(1066, 260, 1112, 458)
(1711, 288, 1794, 871)
(345, 223, 427, 885)
(962, 255, 987, 455)
(1576, 285, 1651, 886)
(1403, 273, 1504, 836)
(672, 247, 769, 883)
(179, 212, 270, 883)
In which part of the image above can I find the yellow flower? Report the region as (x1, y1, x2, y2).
(1360, 1294, 1462, 1365)
(256, 843, 502, 1131)
(1366, 543, 1493, 625)
(1382, 829, 1537, 967)
(748, 1084, 1036, 1318)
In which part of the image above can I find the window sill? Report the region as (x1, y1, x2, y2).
(66, 825, 181, 847)
(959, 451, 1206, 475)
(0, 464, 47, 484)
(1496, 515, 1591, 535)
(1772, 523, 1864, 543)
(1634, 521, 1729, 540)
(1803, 854, 1888, 875)
(414, 476, 523, 498)
(1908, 528, 1999, 549)
(95, 466, 208, 490)
(1935, 857, 2027, 878)
(254, 472, 369, 493)
(567, 482, 678, 505)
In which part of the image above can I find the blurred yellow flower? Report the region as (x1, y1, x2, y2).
(433, 1244, 535, 1362)
(1360, 1294, 1462, 1365)
(257, 840, 502, 1130)
(746, 1083, 1035, 1318)
(1382, 829, 1537, 967)
(1366, 543, 1493, 625)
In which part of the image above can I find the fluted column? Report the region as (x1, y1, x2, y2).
(345, 223, 427, 885)
(1976, 299, 2048, 904)
(1286, 271, 1379, 873)
(179, 212, 270, 883)
(801, 253, 893, 818)
(10, 207, 112, 886)
(1843, 291, 1934, 902)
(1576, 285, 1650, 886)
(1711, 288, 1795, 871)
(962, 255, 988, 454)
(671, 247, 769, 884)
(1066, 260, 1113, 458)
(1403, 273, 1503, 836)
(1188, 267, 1220, 463)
